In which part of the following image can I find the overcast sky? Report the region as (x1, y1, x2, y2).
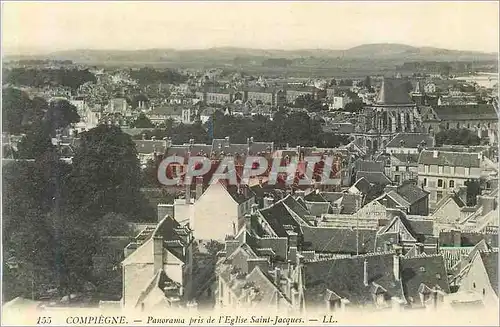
(2, 1, 499, 54)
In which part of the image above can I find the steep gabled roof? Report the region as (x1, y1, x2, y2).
(375, 78, 414, 105)
(303, 254, 403, 305)
(418, 150, 481, 168)
(480, 250, 498, 296)
(433, 104, 497, 121)
(400, 255, 450, 304)
(386, 133, 434, 149)
(356, 171, 391, 186)
(301, 225, 377, 254)
(396, 182, 429, 205)
(258, 200, 303, 237)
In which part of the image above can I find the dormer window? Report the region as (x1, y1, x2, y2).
(419, 267, 426, 272)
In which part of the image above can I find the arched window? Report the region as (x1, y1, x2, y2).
(449, 180, 455, 188)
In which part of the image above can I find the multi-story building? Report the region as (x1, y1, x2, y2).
(120, 215, 194, 309)
(420, 104, 498, 145)
(417, 149, 483, 210)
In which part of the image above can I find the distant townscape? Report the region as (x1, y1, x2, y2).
(2, 45, 499, 315)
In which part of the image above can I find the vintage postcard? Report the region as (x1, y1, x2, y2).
(1, 1, 499, 326)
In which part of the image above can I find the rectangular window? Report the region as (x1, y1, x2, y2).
(438, 166, 443, 174)
(394, 175, 401, 184)
(423, 178, 427, 186)
(449, 180, 455, 188)
(437, 179, 443, 188)
(424, 165, 429, 173)
(395, 166, 399, 172)
(465, 167, 470, 175)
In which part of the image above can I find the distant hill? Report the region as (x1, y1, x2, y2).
(4, 43, 497, 66)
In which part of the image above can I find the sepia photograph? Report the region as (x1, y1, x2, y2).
(1, 1, 499, 325)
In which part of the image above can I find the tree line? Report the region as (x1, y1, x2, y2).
(3, 89, 154, 301)
(133, 110, 351, 148)
(3, 68, 97, 90)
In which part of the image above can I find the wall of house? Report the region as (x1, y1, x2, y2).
(386, 147, 420, 154)
(193, 182, 238, 241)
(165, 249, 184, 285)
(140, 286, 169, 310)
(409, 197, 429, 216)
(418, 162, 481, 209)
(458, 254, 498, 305)
(431, 198, 461, 225)
(391, 165, 418, 184)
(123, 263, 155, 308)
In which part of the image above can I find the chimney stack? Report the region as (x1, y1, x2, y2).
(225, 239, 240, 256)
(251, 203, 259, 214)
(393, 253, 401, 281)
(432, 150, 439, 158)
(153, 236, 163, 272)
(263, 196, 275, 209)
(363, 259, 369, 286)
(274, 267, 281, 285)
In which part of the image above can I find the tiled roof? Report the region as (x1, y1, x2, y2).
(134, 140, 167, 155)
(386, 133, 434, 149)
(391, 153, 420, 165)
(352, 177, 372, 195)
(304, 192, 327, 202)
(224, 184, 255, 204)
(258, 201, 303, 237)
(387, 191, 411, 207)
(375, 78, 414, 105)
(356, 171, 392, 186)
(304, 192, 361, 214)
(301, 225, 377, 254)
(480, 250, 498, 296)
(399, 254, 450, 304)
(302, 254, 403, 305)
(355, 159, 385, 173)
(433, 104, 497, 121)
(418, 150, 481, 168)
(396, 182, 429, 204)
(282, 195, 312, 223)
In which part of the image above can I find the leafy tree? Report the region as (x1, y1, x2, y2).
(342, 102, 364, 113)
(205, 240, 224, 257)
(465, 179, 481, 206)
(45, 99, 80, 133)
(435, 128, 481, 146)
(2, 87, 33, 134)
(16, 122, 54, 159)
(131, 113, 154, 128)
(4, 68, 96, 89)
(66, 125, 144, 220)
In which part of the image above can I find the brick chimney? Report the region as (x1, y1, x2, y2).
(393, 253, 401, 281)
(153, 236, 164, 272)
(225, 239, 240, 256)
(157, 203, 174, 222)
(247, 258, 269, 274)
(274, 267, 281, 285)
